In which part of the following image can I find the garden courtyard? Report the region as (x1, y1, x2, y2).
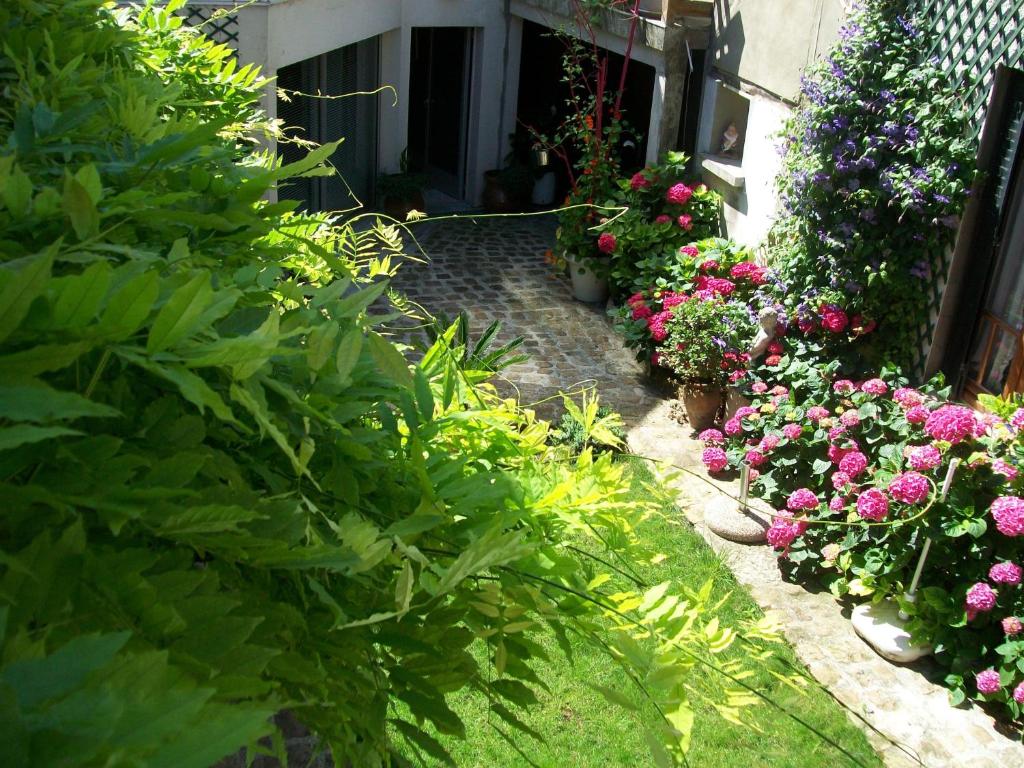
(389, 216, 1024, 767)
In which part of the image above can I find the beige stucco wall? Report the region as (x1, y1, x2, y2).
(711, 0, 846, 102)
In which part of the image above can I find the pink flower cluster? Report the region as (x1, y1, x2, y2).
(893, 387, 924, 408)
(782, 423, 802, 440)
(965, 582, 997, 617)
(766, 512, 807, 551)
(888, 471, 930, 505)
(989, 561, 1022, 585)
(908, 444, 941, 471)
(807, 406, 830, 422)
(693, 275, 735, 297)
(1004, 616, 1023, 636)
(856, 488, 889, 521)
(630, 171, 651, 190)
(1011, 408, 1024, 430)
(680, 245, 700, 258)
(648, 310, 672, 342)
(991, 496, 1024, 537)
(819, 304, 849, 333)
(666, 182, 693, 205)
(702, 446, 728, 474)
(699, 428, 725, 445)
(860, 378, 888, 395)
(905, 405, 930, 424)
(839, 409, 861, 428)
(993, 458, 1018, 480)
(730, 261, 768, 285)
(833, 379, 855, 394)
(598, 232, 617, 254)
(838, 450, 868, 478)
(976, 669, 1002, 695)
(924, 404, 976, 444)
(678, 214, 693, 231)
(787, 488, 819, 511)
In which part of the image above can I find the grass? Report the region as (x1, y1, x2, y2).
(394, 456, 883, 768)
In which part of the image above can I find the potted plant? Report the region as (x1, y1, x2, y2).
(658, 296, 753, 430)
(554, 195, 613, 303)
(377, 149, 426, 221)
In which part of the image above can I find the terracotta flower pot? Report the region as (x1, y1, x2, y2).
(724, 387, 752, 422)
(681, 383, 723, 431)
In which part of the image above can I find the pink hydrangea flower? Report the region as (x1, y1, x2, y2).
(752, 381, 768, 394)
(833, 379, 856, 394)
(647, 310, 672, 342)
(888, 472, 930, 505)
(797, 316, 817, 334)
(631, 304, 653, 321)
(1015, 682, 1024, 704)
(856, 489, 889, 521)
(770, 385, 788, 396)
(630, 171, 651, 190)
(975, 669, 1002, 695)
(807, 406, 829, 422)
(724, 417, 742, 436)
(748, 468, 760, 482)
(993, 459, 1018, 480)
(819, 304, 849, 333)
(699, 428, 725, 445)
(677, 214, 693, 230)
(831, 471, 851, 490)
(908, 444, 941, 471)
(745, 448, 767, 467)
(782, 423, 802, 440)
(787, 488, 819, 511)
(991, 496, 1024, 537)
(839, 409, 861, 428)
(662, 293, 687, 309)
(702, 447, 729, 474)
(759, 434, 780, 452)
(627, 292, 646, 306)
(654, 214, 672, 224)
(838, 450, 868, 477)
(861, 378, 889, 395)
(698, 258, 718, 271)
(827, 425, 846, 441)
(597, 232, 617, 254)
(666, 182, 693, 205)
(893, 387, 924, 408)
(965, 582, 998, 614)
(989, 561, 1022, 585)
(1003, 616, 1023, 636)
(905, 405, 930, 424)
(828, 496, 847, 512)
(735, 406, 757, 420)
(766, 513, 806, 551)
(1011, 408, 1024, 430)
(925, 404, 976, 444)
(680, 245, 700, 258)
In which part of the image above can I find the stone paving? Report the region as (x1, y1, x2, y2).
(391, 216, 1024, 768)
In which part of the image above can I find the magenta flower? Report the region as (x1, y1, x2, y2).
(838, 450, 868, 477)
(630, 171, 650, 190)
(924, 404, 976, 444)
(807, 406, 829, 422)
(856, 489, 889, 521)
(965, 582, 998, 615)
(893, 387, 924, 408)
(993, 459, 1018, 481)
(828, 496, 847, 512)
(905, 405, 930, 424)
(787, 488, 819, 511)
(597, 232, 617, 254)
(666, 182, 693, 205)
(735, 406, 757, 419)
(702, 447, 729, 474)
(831, 471, 851, 490)
(989, 561, 1022, 586)
(839, 409, 861, 428)
(1003, 616, 1023, 636)
(724, 417, 742, 436)
(782, 423, 802, 440)
(677, 214, 693, 230)
(766, 516, 803, 551)
(908, 444, 941, 471)
(654, 214, 671, 224)
(833, 379, 855, 394)
(888, 471, 930, 505)
(745, 448, 767, 467)
(759, 434, 780, 452)
(699, 428, 725, 445)
(751, 381, 768, 394)
(1015, 682, 1024, 704)
(975, 669, 1002, 695)
(819, 304, 849, 333)
(827, 425, 846, 441)
(1011, 408, 1024, 430)
(861, 378, 889, 395)
(991, 496, 1024, 537)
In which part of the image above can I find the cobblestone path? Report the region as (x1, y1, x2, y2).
(390, 215, 662, 423)
(391, 216, 1024, 768)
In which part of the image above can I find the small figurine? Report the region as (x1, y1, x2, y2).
(748, 307, 778, 360)
(720, 122, 740, 155)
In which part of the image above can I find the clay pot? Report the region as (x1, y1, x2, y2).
(724, 387, 752, 422)
(681, 383, 723, 431)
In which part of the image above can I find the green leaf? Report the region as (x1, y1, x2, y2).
(368, 332, 411, 386)
(390, 719, 455, 766)
(63, 175, 100, 240)
(147, 272, 213, 352)
(0, 383, 120, 423)
(0, 424, 81, 452)
(3, 164, 33, 217)
(0, 341, 95, 380)
(0, 242, 56, 344)
(334, 281, 388, 318)
(98, 271, 159, 339)
(334, 328, 363, 381)
(74, 163, 103, 204)
(52, 260, 112, 328)
(306, 321, 339, 372)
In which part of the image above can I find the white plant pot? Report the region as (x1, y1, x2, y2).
(568, 255, 608, 303)
(531, 171, 556, 206)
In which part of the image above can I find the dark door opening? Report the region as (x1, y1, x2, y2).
(408, 27, 474, 199)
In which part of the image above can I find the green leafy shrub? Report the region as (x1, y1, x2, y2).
(0, 2, 789, 765)
(550, 392, 626, 455)
(770, 0, 975, 369)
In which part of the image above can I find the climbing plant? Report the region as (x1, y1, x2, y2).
(0, 2, 787, 766)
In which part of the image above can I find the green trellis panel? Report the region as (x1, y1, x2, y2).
(912, 0, 1024, 137)
(905, 0, 1024, 378)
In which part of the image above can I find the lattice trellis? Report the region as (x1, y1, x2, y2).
(913, 0, 1024, 136)
(177, 3, 240, 47)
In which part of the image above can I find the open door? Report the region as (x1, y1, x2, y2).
(407, 27, 474, 200)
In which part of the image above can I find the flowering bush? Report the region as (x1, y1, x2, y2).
(602, 152, 723, 292)
(709, 363, 1024, 723)
(658, 297, 755, 386)
(770, 1, 975, 369)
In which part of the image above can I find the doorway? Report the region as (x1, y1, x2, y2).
(407, 27, 474, 200)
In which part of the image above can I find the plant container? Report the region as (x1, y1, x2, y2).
(681, 383, 722, 431)
(568, 254, 608, 303)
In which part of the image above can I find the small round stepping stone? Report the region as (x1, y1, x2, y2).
(705, 494, 771, 544)
(852, 600, 932, 663)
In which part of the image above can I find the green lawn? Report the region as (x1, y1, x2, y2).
(395, 457, 882, 768)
